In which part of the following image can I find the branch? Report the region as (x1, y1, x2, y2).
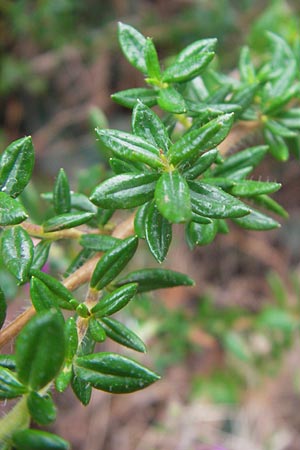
(0, 215, 135, 349)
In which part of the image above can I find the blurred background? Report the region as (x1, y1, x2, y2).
(1, 1, 300, 449)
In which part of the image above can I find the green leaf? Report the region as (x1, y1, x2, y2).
(223, 332, 252, 362)
(145, 202, 172, 263)
(211, 145, 268, 177)
(230, 83, 259, 118)
(27, 392, 57, 425)
(71, 370, 92, 405)
(132, 102, 170, 153)
(257, 308, 295, 332)
(264, 119, 297, 138)
(30, 270, 77, 310)
(264, 129, 289, 161)
(115, 268, 194, 293)
(118, 22, 147, 73)
(252, 194, 288, 218)
(229, 180, 281, 197)
(55, 363, 72, 393)
(15, 310, 65, 390)
(88, 317, 106, 342)
(12, 430, 69, 450)
(0, 367, 28, 399)
(239, 46, 256, 83)
(80, 234, 120, 251)
(1, 226, 33, 284)
(43, 212, 95, 232)
(157, 86, 186, 113)
(190, 212, 212, 224)
(134, 202, 149, 239)
(168, 114, 233, 166)
(109, 157, 141, 174)
(0, 192, 28, 225)
(74, 352, 160, 393)
(90, 236, 138, 290)
(232, 208, 280, 230)
(155, 171, 192, 223)
(30, 277, 62, 313)
(53, 168, 71, 215)
(64, 317, 78, 361)
(90, 173, 159, 209)
(31, 240, 51, 271)
(277, 108, 300, 129)
(91, 283, 137, 317)
(144, 37, 161, 79)
(0, 136, 34, 198)
(0, 354, 16, 370)
(0, 286, 6, 329)
(100, 316, 146, 353)
(189, 181, 250, 219)
(186, 220, 218, 248)
(95, 129, 164, 169)
(111, 88, 157, 108)
(162, 52, 214, 83)
(262, 82, 300, 116)
(177, 38, 217, 60)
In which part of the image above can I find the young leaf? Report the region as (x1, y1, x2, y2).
(90, 173, 159, 209)
(264, 119, 297, 138)
(53, 168, 71, 215)
(162, 52, 214, 83)
(132, 102, 170, 153)
(90, 236, 138, 290)
(0, 367, 28, 399)
(88, 317, 106, 342)
(155, 170, 192, 223)
(118, 22, 147, 73)
(95, 129, 164, 169)
(15, 310, 65, 390)
(91, 283, 137, 317)
(111, 88, 157, 108)
(0, 136, 34, 198)
(30, 270, 77, 310)
(80, 234, 120, 251)
(145, 202, 172, 263)
(157, 86, 187, 113)
(186, 220, 218, 248)
(74, 352, 160, 393)
(27, 392, 57, 425)
(144, 37, 161, 79)
(182, 149, 219, 179)
(12, 430, 69, 450)
(43, 212, 95, 232)
(189, 181, 250, 218)
(115, 268, 194, 293)
(100, 316, 146, 353)
(0, 192, 28, 225)
(31, 240, 51, 271)
(232, 208, 280, 230)
(1, 226, 33, 284)
(168, 114, 234, 166)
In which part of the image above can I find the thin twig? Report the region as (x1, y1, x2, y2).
(0, 214, 135, 349)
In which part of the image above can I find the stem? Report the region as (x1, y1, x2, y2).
(21, 222, 84, 240)
(0, 214, 135, 349)
(0, 397, 30, 442)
